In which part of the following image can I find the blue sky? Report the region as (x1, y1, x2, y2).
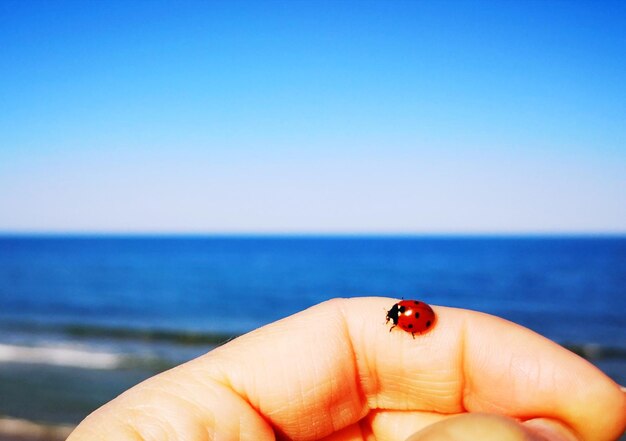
(0, 0, 624, 233)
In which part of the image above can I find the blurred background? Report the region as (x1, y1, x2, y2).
(0, 0, 625, 439)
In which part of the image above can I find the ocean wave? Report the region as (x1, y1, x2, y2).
(0, 320, 237, 346)
(62, 323, 237, 345)
(563, 343, 626, 361)
(0, 343, 124, 369)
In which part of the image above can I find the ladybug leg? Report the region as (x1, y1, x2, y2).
(389, 325, 396, 333)
(411, 332, 415, 339)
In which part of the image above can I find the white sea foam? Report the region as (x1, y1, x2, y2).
(0, 343, 123, 369)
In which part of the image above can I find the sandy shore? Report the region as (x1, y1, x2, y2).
(0, 417, 73, 441)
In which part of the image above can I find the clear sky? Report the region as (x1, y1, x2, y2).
(1, 0, 624, 234)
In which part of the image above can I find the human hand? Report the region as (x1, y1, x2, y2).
(68, 297, 626, 440)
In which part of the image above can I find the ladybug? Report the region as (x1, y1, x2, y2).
(386, 299, 436, 338)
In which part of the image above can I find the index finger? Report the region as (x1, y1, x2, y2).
(70, 297, 626, 441)
(207, 297, 624, 440)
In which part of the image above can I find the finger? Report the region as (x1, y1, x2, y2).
(69, 370, 275, 440)
(368, 411, 580, 441)
(207, 298, 626, 439)
(69, 297, 626, 441)
(403, 413, 578, 441)
(522, 418, 585, 441)
(405, 413, 532, 441)
(347, 298, 624, 440)
(205, 297, 625, 440)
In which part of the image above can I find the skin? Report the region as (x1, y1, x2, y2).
(68, 297, 626, 441)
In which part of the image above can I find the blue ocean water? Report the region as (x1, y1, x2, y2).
(0, 236, 625, 424)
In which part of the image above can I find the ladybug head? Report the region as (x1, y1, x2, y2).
(386, 303, 400, 325)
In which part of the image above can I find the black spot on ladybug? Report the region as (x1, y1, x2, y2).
(413, 301, 420, 305)
(408, 323, 413, 329)
(414, 312, 420, 319)
(426, 320, 431, 328)
(399, 305, 406, 313)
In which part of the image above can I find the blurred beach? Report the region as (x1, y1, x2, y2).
(0, 236, 625, 438)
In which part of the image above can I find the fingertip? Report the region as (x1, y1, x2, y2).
(522, 419, 581, 441)
(403, 414, 587, 441)
(403, 413, 530, 441)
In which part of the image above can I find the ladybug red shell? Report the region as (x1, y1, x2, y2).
(386, 299, 436, 337)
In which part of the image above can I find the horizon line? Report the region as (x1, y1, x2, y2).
(0, 230, 625, 238)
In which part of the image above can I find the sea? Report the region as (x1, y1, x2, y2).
(0, 236, 624, 426)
